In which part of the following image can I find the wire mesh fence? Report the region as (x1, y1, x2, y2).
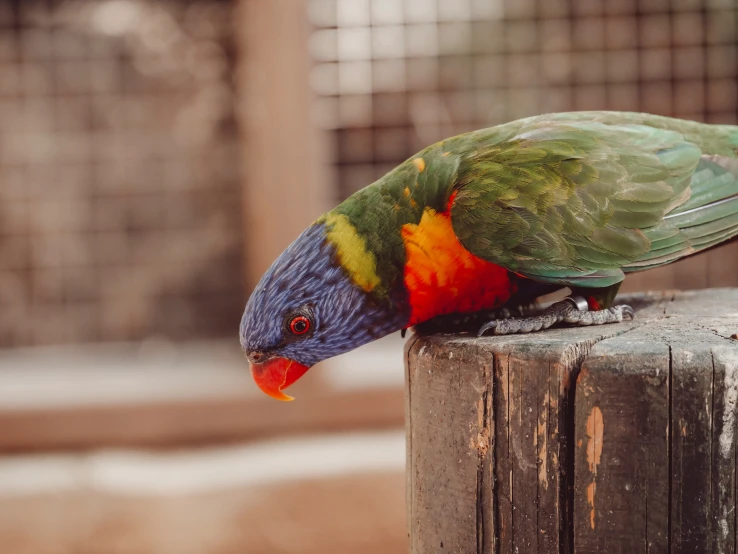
(1, 0, 737, 346)
(0, 0, 244, 347)
(307, 0, 737, 200)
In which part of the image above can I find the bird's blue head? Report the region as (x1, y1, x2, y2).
(240, 223, 403, 400)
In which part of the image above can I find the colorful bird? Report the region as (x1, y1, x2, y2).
(240, 111, 738, 400)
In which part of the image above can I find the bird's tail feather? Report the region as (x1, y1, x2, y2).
(625, 155, 738, 272)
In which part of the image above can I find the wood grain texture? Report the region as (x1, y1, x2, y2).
(406, 313, 642, 553)
(574, 334, 670, 552)
(406, 288, 738, 554)
(405, 335, 495, 554)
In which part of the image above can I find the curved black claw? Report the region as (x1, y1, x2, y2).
(474, 303, 542, 336)
(477, 320, 499, 337)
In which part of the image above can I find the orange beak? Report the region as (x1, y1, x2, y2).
(250, 357, 310, 401)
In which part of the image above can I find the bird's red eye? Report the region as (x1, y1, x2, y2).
(289, 315, 311, 335)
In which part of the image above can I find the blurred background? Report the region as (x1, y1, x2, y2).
(0, 0, 736, 552)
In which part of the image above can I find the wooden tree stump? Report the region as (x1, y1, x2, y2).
(405, 288, 738, 554)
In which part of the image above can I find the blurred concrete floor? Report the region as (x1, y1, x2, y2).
(0, 431, 407, 554)
(0, 335, 409, 553)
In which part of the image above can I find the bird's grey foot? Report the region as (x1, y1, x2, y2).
(477, 296, 635, 336)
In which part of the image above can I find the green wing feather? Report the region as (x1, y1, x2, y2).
(449, 112, 738, 287)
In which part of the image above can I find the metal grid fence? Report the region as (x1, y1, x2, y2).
(307, 0, 738, 200)
(0, 0, 243, 346)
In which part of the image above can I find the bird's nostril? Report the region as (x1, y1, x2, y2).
(249, 351, 265, 363)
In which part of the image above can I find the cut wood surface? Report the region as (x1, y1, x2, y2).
(406, 288, 738, 554)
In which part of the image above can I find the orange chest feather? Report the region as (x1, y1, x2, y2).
(401, 208, 515, 327)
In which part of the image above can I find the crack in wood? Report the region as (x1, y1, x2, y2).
(404, 333, 421, 549)
(407, 290, 738, 554)
(476, 361, 492, 554)
(711, 351, 717, 554)
(558, 323, 643, 553)
(666, 344, 672, 554)
(492, 355, 502, 554)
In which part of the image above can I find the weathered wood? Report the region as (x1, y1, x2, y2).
(406, 288, 738, 554)
(405, 336, 494, 554)
(574, 334, 671, 552)
(406, 314, 642, 552)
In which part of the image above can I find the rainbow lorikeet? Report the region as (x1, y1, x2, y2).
(240, 111, 738, 400)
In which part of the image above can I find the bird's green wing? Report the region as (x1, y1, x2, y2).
(625, 156, 738, 272)
(450, 120, 704, 288)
